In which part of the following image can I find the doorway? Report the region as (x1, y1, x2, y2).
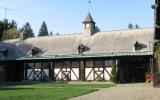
(118, 57, 149, 83)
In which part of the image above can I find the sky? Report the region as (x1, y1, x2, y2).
(0, 0, 154, 36)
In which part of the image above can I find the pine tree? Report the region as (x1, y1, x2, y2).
(135, 24, 140, 28)
(50, 31, 53, 35)
(21, 22, 35, 39)
(95, 26, 100, 33)
(56, 32, 59, 35)
(128, 23, 134, 29)
(38, 21, 49, 36)
(0, 19, 18, 40)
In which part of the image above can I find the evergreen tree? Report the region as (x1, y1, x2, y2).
(21, 22, 35, 39)
(95, 26, 100, 33)
(38, 21, 49, 36)
(3, 27, 20, 40)
(128, 23, 134, 29)
(135, 24, 140, 28)
(56, 32, 59, 35)
(0, 19, 18, 40)
(50, 31, 53, 35)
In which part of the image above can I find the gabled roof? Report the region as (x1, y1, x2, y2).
(0, 42, 23, 60)
(3, 28, 154, 60)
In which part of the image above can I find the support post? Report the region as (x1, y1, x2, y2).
(51, 61, 55, 81)
(80, 60, 85, 81)
(24, 62, 28, 80)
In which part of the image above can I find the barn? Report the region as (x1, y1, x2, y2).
(0, 13, 154, 83)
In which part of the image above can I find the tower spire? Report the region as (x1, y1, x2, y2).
(83, 12, 96, 37)
(83, 12, 95, 24)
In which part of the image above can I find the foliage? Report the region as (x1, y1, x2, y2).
(110, 64, 117, 83)
(135, 24, 140, 28)
(50, 31, 53, 35)
(95, 26, 100, 33)
(128, 23, 133, 29)
(128, 23, 140, 29)
(38, 21, 49, 36)
(154, 43, 160, 59)
(21, 22, 35, 39)
(0, 82, 115, 100)
(3, 27, 20, 40)
(0, 19, 17, 40)
(56, 32, 60, 35)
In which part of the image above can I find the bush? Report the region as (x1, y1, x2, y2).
(110, 64, 117, 83)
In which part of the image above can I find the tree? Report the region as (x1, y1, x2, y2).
(21, 22, 35, 39)
(0, 19, 18, 40)
(3, 27, 20, 40)
(95, 26, 100, 33)
(128, 23, 134, 29)
(56, 32, 59, 35)
(38, 21, 49, 36)
(135, 24, 140, 28)
(50, 31, 53, 35)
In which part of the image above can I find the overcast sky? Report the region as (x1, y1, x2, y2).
(0, 0, 154, 36)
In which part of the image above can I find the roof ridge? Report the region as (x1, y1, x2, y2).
(99, 27, 153, 33)
(25, 33, 82, 40)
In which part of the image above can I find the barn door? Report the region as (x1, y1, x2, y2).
(54, 61, 79, 81)
(85, 60, 112, 81)
(26, 62, 50, 81)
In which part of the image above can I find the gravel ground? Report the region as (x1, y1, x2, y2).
(69, 83, 160, 100)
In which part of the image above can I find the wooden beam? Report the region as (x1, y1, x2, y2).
(70, 61, 72, 81)
(80, 60, 85, 81)
(50, 61, 54, 80)
(93, 60, 95, 80)
(103, 60, 105, 80)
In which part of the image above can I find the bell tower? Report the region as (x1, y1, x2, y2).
(83, 12, 95, 37)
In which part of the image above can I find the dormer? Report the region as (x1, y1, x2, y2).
(78, 44, 85, 54)
(0, 48, 8, 57)
(31, 47, 39, 56)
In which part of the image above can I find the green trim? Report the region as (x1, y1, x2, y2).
(16, 52, 153, 60)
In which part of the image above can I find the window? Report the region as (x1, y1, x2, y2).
(134, 41, 141, 51)
(78, 44, 85, 54)
(0, 48, 8, 57)
(105, 60, 113, 67)
(86, 60, 93, 67)
(31, 47, 39, 56)
(94, 60, 103, 67)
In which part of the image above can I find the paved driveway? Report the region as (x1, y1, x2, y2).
(69, 83, 160, 100)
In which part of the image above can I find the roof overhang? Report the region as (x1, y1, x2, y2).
(16, 51, 153, 61)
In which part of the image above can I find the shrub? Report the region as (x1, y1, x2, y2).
(110, 64, 117, 83)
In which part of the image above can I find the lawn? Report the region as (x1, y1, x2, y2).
(0, 82, 115, 100)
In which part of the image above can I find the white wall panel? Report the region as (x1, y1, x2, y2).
(71, 68, 79, 80)
(85, 68, 94, 80)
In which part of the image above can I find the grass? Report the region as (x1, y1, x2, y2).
(0, 82, 115, 100)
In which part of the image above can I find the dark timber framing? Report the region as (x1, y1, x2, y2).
(15, 55, 151, 83)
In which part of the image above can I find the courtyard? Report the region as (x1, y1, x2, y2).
(70, 83, 160, 100)
(0, 82, 114, 100)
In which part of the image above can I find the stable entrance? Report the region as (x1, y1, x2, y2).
(118, 57, 150, 83)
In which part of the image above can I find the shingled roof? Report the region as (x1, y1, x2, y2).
(2, 27, 154, 60)
(83, 12, 95, 23)
(0, 42, 23, 60)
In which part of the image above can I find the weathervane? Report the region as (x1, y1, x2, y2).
(88, 0, 92, 12)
